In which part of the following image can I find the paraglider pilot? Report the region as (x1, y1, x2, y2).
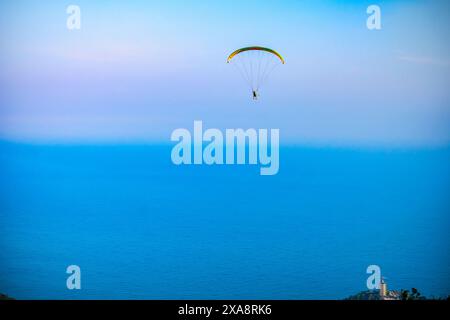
(252, 90, 259, 100)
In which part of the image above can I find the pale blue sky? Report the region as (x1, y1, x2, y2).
(0, 0, 449, 146)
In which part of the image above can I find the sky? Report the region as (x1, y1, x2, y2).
(0, 0, 449, 147)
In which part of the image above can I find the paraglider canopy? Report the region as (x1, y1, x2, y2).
(227, 46, 285, 100)
(227, 46, 285, 64)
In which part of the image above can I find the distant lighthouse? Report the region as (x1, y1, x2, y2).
(379, 278, 387, 297)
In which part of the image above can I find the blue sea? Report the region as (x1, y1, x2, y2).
(0, 142, 449, 299)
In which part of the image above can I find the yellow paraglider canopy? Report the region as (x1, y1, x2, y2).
(227, 46, 285, 64)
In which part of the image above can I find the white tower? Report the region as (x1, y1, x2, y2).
(380, 278, 387, 297)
